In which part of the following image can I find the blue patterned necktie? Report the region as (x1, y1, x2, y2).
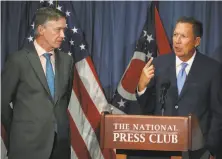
(43, 53, 55, 98)
(177, 62, 188, 95)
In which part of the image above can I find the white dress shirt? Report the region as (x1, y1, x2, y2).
(33, 40, 55, 74)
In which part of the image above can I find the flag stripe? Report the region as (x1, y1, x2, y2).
(68, 111, 92, 159)
(75, 58, 110, 114)
(132, 51, 147, 61)
(1, 138, 8, 159)
(74, 59, 115, 159)
(1, 125, 6, 145)
(117, 51, 146, 101)
(1, 124, 8, 159)
(155, 6, 172, 55)
(121, 59, 145, 93)
(69, 90, 104, 159)
(73, 65, 102, 132)
(70, 146, 78, 159)
(102, 149, 116, 159)
(86, 57, 104, 90)
(119, 51, 146, 83)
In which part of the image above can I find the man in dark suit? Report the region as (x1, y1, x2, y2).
(137, 17, 222, 159)
(1, 7, 74, 159)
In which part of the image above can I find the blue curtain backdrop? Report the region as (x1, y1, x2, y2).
(1, 1, 222, 102)
(1, 1, 222, 158)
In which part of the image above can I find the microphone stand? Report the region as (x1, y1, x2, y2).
(159, 81, 170, 116)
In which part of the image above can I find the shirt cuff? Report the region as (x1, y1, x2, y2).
(137, 87, 147, 96)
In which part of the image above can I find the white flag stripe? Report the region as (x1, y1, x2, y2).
(132, 51, 147, 61)
(69, 90, 104, 159)
(109, 104, 125, 115)
(1, 138, 8, 159)
(70, 146, 78, 159)
(75, 59, 111, 113)
(117, 83, 137, 101)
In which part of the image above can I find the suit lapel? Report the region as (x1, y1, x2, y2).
(54, 49, 64, 104)
(167, 55, 179, 104)
(25, 44, 54, 102)
(177, 52, 201, 101)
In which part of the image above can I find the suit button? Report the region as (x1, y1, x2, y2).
(175, 105, 178, 109)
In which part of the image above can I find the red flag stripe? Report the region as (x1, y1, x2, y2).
(121, 59, 146, 93)
(155, 6, 172, 55)
(1, 124, 6, 145)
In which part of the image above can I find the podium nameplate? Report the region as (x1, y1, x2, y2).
(101, 115, 189, 151)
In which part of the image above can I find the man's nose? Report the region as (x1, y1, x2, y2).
(175, 36, 181, 44)
(60, 30, 65, 38)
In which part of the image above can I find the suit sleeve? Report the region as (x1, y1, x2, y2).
(136, 77, 156, 115)
(67, 57, 74, 105)
(1, 54, 20, 143)
(206, 64, 222, 154)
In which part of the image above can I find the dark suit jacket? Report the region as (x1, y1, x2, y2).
(137, 52, 222, 157)
(1, 43, 74, 159)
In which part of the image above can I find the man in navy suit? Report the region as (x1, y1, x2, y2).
(137, 17, 222, 159)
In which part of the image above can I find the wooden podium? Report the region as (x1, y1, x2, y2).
(100, 112, 204, 159)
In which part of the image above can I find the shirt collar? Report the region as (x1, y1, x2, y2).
(176, 50, 196, 67)
(34, 40, 54, 57)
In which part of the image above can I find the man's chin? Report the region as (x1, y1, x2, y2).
(175, 51, 184, 57)
(54, 44, 62, 49)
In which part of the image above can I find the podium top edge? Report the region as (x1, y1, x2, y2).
(105, 114, 190, 120)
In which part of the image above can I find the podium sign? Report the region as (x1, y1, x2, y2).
(101, 114, 189, 151)
(100, 112, 204, 155)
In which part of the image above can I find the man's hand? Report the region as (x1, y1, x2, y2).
(138, 58, 155, 92)
(209, 155, 215, 159)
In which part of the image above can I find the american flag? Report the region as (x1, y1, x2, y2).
(1, 1, 115, 159)
(1, 125, 7, 159)
(111, 2, 172, 113)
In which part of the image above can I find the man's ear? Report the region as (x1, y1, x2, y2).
(195, 37, 201, 47)
(37, 25, 45, 35)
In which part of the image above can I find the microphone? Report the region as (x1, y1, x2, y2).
(159, 80, 171, 116)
